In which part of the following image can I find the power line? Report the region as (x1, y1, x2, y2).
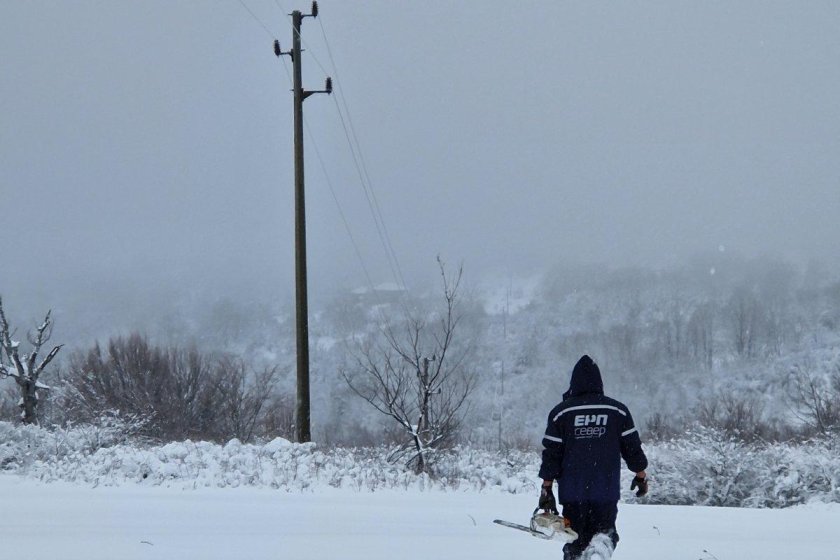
(274, 0, 332, 79)
(330, 91, 406, 290)
(271, 3, 413, 319)
(236, 1, 408, 299)
(273, 3, 408, 293)
(236, 1, 371, 295)
(239, 2, 369, 292)
(235, 0, 278, 40)
(272, 7, 378, 298)
(276, 4, 409, 294)
(303, 117, 378, 295)
(316, 15, 410, 294)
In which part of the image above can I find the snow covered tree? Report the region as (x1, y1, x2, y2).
(0, 297, 63, 424)
(343, 260, 476, 474)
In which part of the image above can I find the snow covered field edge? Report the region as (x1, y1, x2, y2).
(2, 422, 839, 508)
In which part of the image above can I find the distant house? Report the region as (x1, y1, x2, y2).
(350, 283, 407, 306)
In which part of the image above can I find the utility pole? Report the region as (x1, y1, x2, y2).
(274, 1, 331, 443)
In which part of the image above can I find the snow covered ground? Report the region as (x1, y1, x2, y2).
(3, 475, 837, 560)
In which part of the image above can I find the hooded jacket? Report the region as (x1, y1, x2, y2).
(538, 355, 648, 503)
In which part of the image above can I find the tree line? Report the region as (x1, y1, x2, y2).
(2, 256, 840, 467)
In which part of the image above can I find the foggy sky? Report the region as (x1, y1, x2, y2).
(2, 1, 840, 313)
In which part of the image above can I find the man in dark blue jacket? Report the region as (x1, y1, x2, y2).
(538, 355, 648, 559)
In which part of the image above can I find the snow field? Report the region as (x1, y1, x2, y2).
(2, 475, 838, 560)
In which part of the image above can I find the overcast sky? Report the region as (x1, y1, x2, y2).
(2, 1, 839, 313)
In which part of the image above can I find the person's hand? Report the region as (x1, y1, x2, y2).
(630, 473, 648, 497)
(539, 484, 558, 514)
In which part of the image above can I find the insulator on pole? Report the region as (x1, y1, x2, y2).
(325, 77, 332, 94)
(311, 1, 318, 18)
(273, 40, 282, 57)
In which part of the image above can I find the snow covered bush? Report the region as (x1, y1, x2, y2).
(643, 429, 759, 506)
(18, 436, 541, 493)
(3, 422, 839, 508)
(0, 419, 539, 493)
(644, 429, 840, 507)
(0, 414, 145, 472)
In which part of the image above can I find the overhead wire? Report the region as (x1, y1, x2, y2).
(273, 3, 410, 295)
(273, 1, 335, 81)
(263, 1, 415, 321)
(304, 120, 380, 296)
(313, 15, 410, 295)
(235, 0, 278, 40)
(274, 43, 380, 297)
(235, 0, 373, 292)
(271, 1, 388, 305)
(328, 84, 409, 294)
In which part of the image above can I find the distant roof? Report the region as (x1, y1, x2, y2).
(351, 282, 406, 295)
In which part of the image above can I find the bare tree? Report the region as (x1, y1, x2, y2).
(211, 356, 279, 442)
(788, 362, 840, 435)
(602, 300, 643, 368)
(343, 260, 476, 473)
(660, 297, 687, 363)
(687, 302, 715, 370)
(728, 287, 761, 358)
(0, 297, 63, 425)
(258, 392, 295, 441)
(694, 393, 769, 442)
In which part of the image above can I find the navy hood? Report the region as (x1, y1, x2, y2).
(564, 355, 604, 398)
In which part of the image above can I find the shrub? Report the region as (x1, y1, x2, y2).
(58, 334, 288, 443)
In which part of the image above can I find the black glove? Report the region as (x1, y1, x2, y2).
(539, 484, 558, 514)
(630, 475, 648, 497)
